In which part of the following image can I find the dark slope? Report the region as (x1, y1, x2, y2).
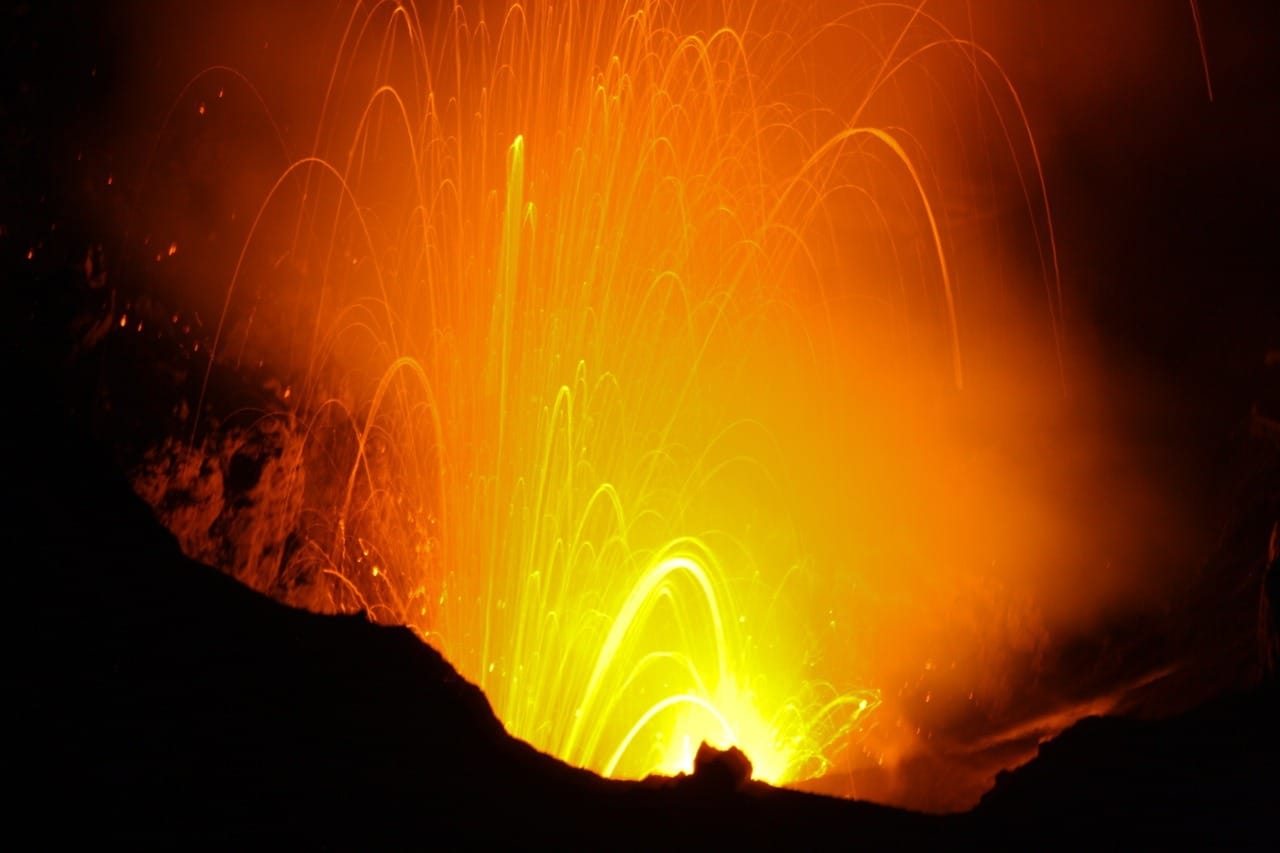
(973, 683, 1279, 850)
(2, 246, 1274, 850)
(4, 0, 1278, 847)
(5, 357, 943, 847)
(7, 333, 1277, 850)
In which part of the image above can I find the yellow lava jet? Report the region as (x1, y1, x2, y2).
(146, 0, 1062, 790)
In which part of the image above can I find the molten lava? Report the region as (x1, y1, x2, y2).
(121, 0, 1147, 801)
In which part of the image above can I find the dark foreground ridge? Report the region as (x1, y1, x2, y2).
(7, 386, 940, 848)
(7, 375, 1277, 847)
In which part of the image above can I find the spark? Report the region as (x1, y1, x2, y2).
(143, 0, 1061, 791)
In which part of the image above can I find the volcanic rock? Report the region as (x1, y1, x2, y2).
(5, 281, 1277, 848)
(692, 742, 754, 793)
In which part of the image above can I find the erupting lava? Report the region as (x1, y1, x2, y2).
(127, 0, 1080, 795)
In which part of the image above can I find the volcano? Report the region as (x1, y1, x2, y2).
(7, 387, 1278, 846)
(5, 0, 1279, 846)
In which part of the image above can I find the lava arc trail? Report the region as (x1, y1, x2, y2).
(129, 0, 1079, 794)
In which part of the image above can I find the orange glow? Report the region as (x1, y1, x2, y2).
(125, 0, 1185, 804)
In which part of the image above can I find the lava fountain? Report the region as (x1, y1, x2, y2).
(125, 0, 1084, 797)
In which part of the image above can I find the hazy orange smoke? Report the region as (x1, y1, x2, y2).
(123, 0, 1195, 809)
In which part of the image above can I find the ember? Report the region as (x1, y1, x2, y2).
(29, 0, 1273, 813)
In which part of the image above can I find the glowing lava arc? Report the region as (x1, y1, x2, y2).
(152, 0, 1060, 791)
(447, 134, 879, 784)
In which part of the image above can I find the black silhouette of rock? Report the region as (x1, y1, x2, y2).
(972, 682, 1280, 850)
(6, 2, 1280, 847)
(691, 742, 754, 793)
(7, 361, 946, 847)
(8, 357, 1278, 847)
